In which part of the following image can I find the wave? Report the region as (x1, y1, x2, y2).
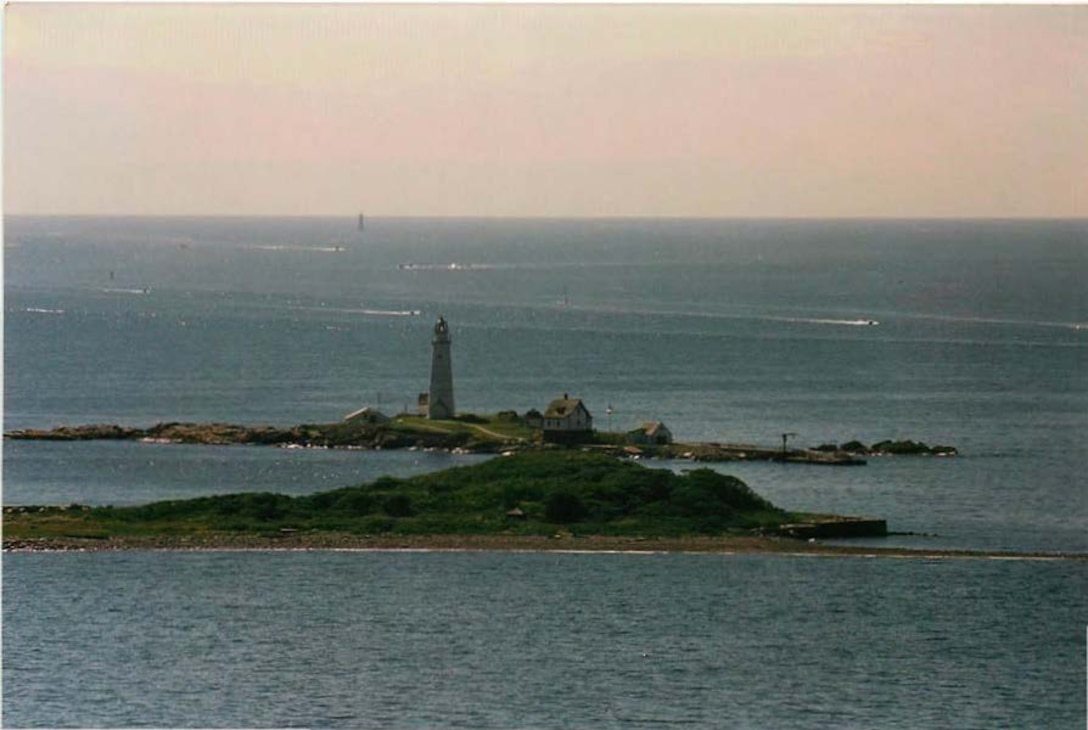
(23, 307, 65, 315)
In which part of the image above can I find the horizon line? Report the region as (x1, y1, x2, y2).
(5, 213, 1087, 223)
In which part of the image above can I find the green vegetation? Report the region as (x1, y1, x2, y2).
(4, 451, 792, 541)
(385, 413, 539, 443)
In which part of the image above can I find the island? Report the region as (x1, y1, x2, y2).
(3, 450, 890, 553)
(3, 412, 957, 463)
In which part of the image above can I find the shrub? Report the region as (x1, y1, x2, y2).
(47, 450, 788, 540)
(383, 494, 413, 518)
(335, 491, 377, 516)
(242, 493, 288, 521)
(454, 414, 487, 424)
(357, 516, 395, 533)
(545, 492, 587, 523)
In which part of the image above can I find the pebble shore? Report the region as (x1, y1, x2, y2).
(4, 533, 1083, 561)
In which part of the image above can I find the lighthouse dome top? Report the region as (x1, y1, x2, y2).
(435, 315, 448, 334)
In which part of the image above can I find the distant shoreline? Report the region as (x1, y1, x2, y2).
(4, 419, 959, 464)
(5, 533, 1084, 562)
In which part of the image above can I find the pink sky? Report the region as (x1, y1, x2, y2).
(4, 4, 1086, 217)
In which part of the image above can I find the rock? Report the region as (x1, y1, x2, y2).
(840, 440, 869, 454)
(869, 440, 957, 456)
(777, 517, 888, 539)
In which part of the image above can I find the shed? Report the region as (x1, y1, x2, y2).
(627, 421, 673, 445)
(343, 407, 391, 425)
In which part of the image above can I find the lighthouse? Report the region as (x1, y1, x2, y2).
(428, 316, 455, 420)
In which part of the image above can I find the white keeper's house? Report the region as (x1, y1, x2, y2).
(542, 394, 593, 435)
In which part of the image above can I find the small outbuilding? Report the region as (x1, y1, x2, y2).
(627, 421, 673, 446)
(343, 407, 391, 425)
(524, 408, 544, 429)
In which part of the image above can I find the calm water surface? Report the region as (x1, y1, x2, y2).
(4, 551, 1085, 729)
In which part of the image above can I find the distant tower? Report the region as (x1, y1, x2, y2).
(428, 316, 455, 419)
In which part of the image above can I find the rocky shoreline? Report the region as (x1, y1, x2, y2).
(3, 421, 422, 449)
(4, 421, 957, 464)
(4, 532, 1080, 561)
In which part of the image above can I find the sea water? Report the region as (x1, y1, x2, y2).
(3, 216, 1087, 726)
(4, 551, 1085, 729)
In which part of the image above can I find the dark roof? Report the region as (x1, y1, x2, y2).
(544, 397, 590, 419)
(628, 421, 670, 436)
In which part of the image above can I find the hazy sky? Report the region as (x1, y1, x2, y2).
(4, 3, 1086, 218)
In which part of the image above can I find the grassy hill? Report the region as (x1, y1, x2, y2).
(4, 451, 793, 542)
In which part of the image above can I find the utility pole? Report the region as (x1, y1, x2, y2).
(781, 432, 797, 460)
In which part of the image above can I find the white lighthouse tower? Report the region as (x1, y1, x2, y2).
(428, 316, 455, 420)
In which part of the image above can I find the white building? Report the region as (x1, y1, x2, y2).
(342, 407, 391, 425)
(543, 394, 593, 433)
(428, 316, 455, 419)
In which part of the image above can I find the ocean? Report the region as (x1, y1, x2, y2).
(4, 551, 1084, 729)
(3, 216, 1087, 727)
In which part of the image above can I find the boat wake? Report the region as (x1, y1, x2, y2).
(356, 308, 422, 318)
(910, 313, 1088, 332)
(777, 317, 879, 327)
(294, 306, 422, 318)
(23, 307, 65, 315)
(397, 262, 498, 272)
(248, 245, 346, 253)
(101, 287, 150, 295)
